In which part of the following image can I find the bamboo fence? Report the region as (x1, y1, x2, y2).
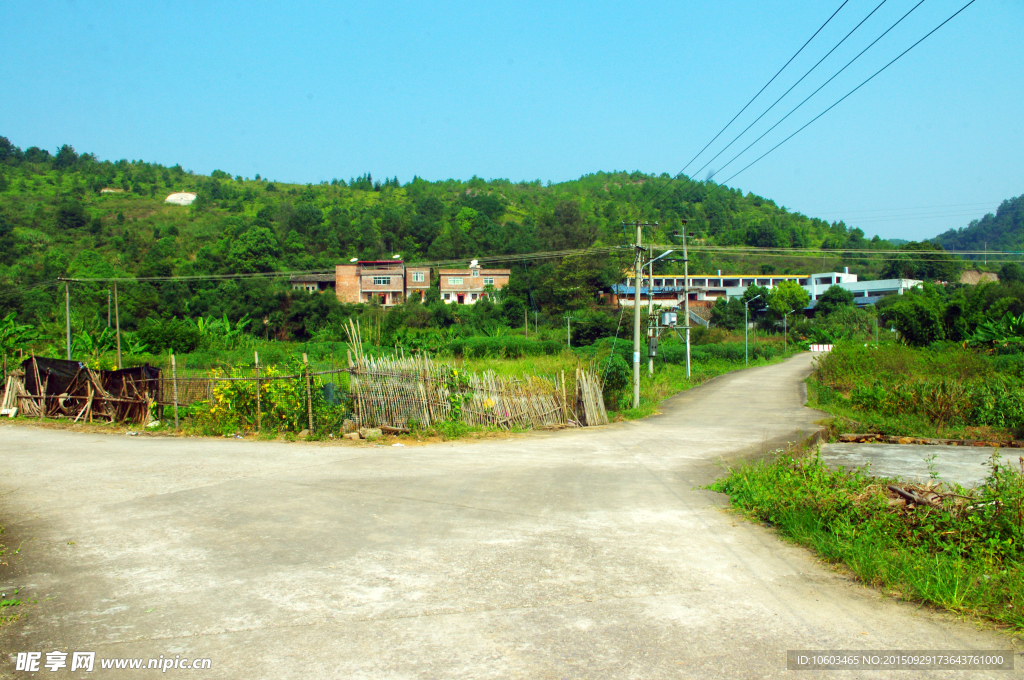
(344, 320, 608, 431)
(0, 318, 609, 434)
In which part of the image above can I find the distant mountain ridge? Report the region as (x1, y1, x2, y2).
(933, 195, 1024, 255)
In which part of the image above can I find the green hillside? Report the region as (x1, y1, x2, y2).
(933, 195, 1024, 257)
(0, 136, 954, 342)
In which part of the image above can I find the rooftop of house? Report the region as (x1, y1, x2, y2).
(438, 268, 510, 275)
(289, 273, 336, 283)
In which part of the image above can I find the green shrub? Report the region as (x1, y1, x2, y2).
(136, 317, 201, 353)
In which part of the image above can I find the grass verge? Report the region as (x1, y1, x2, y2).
(707, 449, 1024, 629)
(0, 525, 23, 627)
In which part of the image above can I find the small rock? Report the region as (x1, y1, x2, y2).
(146, 420, 160, 428)
(344, 432, 360, 440)
(298, 429, 310, 439)
(898, 437, 913, 445)
(359, 427, 383, 440)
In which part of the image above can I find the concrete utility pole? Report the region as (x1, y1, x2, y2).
(565, 315, 573, 348)
(744, 294, 761, 367)
(647, 246, 655, 377)
(784, 309, 795, 355)
(632, 221, 642, 409)
(682, 221, 691, 379)
(114, 282, 122, 369)
(65, 280, 71, 360)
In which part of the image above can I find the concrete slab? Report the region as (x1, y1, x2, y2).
(818, 443, 1014, 488)
(1, 353, 1020, 679)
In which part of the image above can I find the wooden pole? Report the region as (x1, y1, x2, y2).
(114, 282, 122, 369)
(171, 353, 179, 431)
(560, 369, 566, 424)
(32, 354, 43, 420)
(255, 351, 261, 432)
(303, 353, 314, 433)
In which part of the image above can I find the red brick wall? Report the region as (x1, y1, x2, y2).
(335, 265, 360, 304)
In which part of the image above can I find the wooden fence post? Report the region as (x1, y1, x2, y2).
(560, 369, 566, 424)
(171, 353, 179, 431)
(303, 353, 314, 433)
(255, 351, 261, 433)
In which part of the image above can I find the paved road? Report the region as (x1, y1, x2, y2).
(1, 354, 1019, 678)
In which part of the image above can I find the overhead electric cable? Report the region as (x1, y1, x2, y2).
(713, 0, 930, 181)
(640, 0, 851, 209)
(691, 0, 892, 180)
(722, 0, 979, 183)
(808, 200, 1001, 215)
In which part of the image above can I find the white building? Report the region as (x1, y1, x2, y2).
(611, 269, 921, 308)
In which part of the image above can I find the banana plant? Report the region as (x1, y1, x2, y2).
(971, 312, 1024, 346)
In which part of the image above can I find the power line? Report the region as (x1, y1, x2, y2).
(807, 200, 1002, 215)
(713, 0, 930, 181)
(722, 0, 979, 184)
(691, 0, 892, 181)
(641, 0, 851, 209)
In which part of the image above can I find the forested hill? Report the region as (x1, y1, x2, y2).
(0, 136, 956, 339)
(0, 136, 896, 280)
(933, 195, 1024, 256)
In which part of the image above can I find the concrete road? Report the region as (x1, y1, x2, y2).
(1, 353, 1019, 678)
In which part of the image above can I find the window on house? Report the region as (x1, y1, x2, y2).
(443, 293, 451, 300)
(372, 276, 390, 286)
(483, 277, 494, 285)
(412, 271, 425, 283)
(448, 277, 463, 285)
(472, 269, 479, 277)
(471, 293, 478, 300)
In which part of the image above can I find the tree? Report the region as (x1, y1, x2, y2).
(882, 294, 946, 346)
(999, 262, 1024, 284)
(742, 284, 770, 313)
(815, 285, 855, 316)
(53, 144, 79, 170)
(226, 226, 281, 273)
(768, 280, 810, 318)
(881, 242, 963, 281)
(55, 200, 88, 230)
(0, 137, 19, 161)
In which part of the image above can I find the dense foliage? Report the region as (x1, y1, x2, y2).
(877, 278, 1024, 347)
(1, 135, 931, 348)
(812, 341, 1024, 438)
(934, 194, 1024, 257)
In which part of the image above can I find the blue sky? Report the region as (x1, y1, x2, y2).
(2, 0, 1021, 242)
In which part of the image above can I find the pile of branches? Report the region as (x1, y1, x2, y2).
(17, 357, 159, 425)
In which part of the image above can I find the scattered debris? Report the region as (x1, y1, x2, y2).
(839, 433, 1024, 448)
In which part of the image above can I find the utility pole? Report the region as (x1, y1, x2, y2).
(628, 220, 658, 408)
(784, 309, 794, 355)
(107, 289, 111, 328)
(114, 282, 122, 369)
(632, 221, 643, 409)
(64, 280, 71, 360)
(744, 294, 761, 367)
(565, 315, 573, 348)
(647, 245, 656, 377)
(682, 220, 691, 379)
